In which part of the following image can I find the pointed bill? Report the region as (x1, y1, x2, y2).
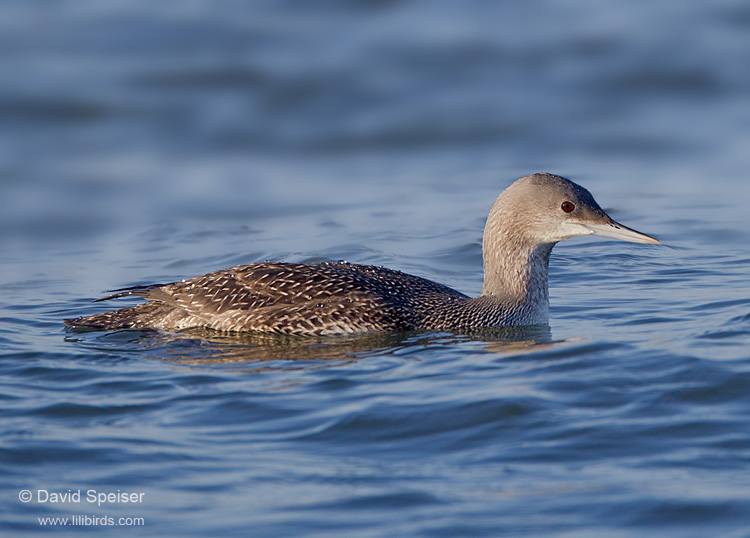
(581, 220, 660, 244)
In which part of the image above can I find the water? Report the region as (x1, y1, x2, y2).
(2, 1, 750, 536)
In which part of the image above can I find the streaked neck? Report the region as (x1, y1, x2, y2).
(481, 226, 554, 324)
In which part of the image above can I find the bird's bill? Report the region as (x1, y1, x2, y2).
(581, 220, 660, 244)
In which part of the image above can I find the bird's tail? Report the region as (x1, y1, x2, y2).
(64, 303, 161, 331)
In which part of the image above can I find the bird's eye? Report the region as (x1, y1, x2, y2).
(561, 201, 575, 213)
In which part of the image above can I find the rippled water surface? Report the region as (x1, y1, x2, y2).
(2, 1, 750, 536)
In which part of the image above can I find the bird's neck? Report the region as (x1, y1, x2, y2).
(480, 225, 555, 324)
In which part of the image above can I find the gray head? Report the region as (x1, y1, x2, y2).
(485, 172, 659, 247)
(480, 172, 658, 318)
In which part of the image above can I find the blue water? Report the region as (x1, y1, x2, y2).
(2, 1, 750, 536)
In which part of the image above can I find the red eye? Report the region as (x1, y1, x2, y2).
(561, 201, 575, 213)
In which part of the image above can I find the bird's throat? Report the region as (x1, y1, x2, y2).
(480, 237, 554, 324)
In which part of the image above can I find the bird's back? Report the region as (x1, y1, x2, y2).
(65, 261, 472, 335)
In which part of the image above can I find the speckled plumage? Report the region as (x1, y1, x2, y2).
(65, 173, 659, 335)
(65, 262, 525, 334)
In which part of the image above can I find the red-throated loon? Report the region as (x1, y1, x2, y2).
(65, 173, 659, 335)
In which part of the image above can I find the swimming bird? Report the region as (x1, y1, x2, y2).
(65, 173, 659, 335)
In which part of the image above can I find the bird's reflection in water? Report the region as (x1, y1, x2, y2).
(68, 324, 555, 367)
